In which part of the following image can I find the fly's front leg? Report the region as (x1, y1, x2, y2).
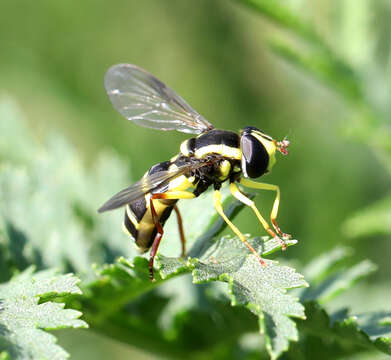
(213, 189, 266, 266)
(239, 178, 292, 240)
(173, 205, 186, 257)
(230, 182, 287, 250)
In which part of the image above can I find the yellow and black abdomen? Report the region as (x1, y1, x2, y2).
(122, 160, 179, 252)
(123, 195, 177, 253)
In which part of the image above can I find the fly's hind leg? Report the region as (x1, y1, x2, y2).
(230, 182, 287, 250)
(213, 189, 266, 266)
(173, 205, 186, 257)
(149, 191, 195, 281)
(239, 178, 292, 240)
(149, 195, 164, 282)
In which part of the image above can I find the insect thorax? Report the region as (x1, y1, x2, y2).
(180, 129, 241, 159)
(176, 129, 242, 192)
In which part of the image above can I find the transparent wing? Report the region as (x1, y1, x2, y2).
(98, 161, 207, 213)
(104, 64, 214, 134)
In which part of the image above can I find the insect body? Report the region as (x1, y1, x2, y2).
(98, 64, 291, 281)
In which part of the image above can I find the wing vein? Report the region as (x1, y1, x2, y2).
(104, 63, 214, 134)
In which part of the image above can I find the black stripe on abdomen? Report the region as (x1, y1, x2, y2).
(123, 209, 138, 238)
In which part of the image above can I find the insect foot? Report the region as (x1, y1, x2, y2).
(271, 220, 292, 241)
(255, 253, 267, 267)
(274, 236, 287, 251)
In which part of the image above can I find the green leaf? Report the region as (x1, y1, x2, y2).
(79, 236, 305, 359)
(0, 97, 135, 274)
(0, 161, 91, 273)
(78, 257, 182, 357)
(288, 247, 390, 358)
(80, 256, 260, 359)
(192, 237, 306, 360)
(159, 237, 306, 360)
(302, 246, 353, 283)
(0, 267, 87, 360)
(299, 302, 391, 356)
(298, 246, 377, 303)
(80, 256, 158, 323)
(354, 312, 391, 354)
(301, 260, 377, 304)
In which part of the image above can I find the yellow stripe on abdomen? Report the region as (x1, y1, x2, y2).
(134, 197, 177, 252)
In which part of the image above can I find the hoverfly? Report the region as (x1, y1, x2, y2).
(98, 64, 291, 281)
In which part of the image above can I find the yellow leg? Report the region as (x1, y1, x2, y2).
(213, 190, 266, 266)
(239, 178, 291, 240)
(230, 182, 287, 250)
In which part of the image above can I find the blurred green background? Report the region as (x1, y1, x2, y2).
(1, 0, 390, 358)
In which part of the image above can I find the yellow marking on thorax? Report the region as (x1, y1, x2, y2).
(180, 140, 190, 156)
(218, 160, 231, 180)
(195, 144, 222, 158)
(194, 144, 241, 160)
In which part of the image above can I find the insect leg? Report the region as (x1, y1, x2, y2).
(230, 182, 287, 250)
(149, 195, 164, 282)
(151, 191, 196, 200)
(148, 190, 195, 281)
(213, 189, 266, 266)
(173, 205, 186, 257)
(239, 178, 291, 240)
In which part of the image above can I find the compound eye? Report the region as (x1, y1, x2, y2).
(241, 134, 268, 178)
